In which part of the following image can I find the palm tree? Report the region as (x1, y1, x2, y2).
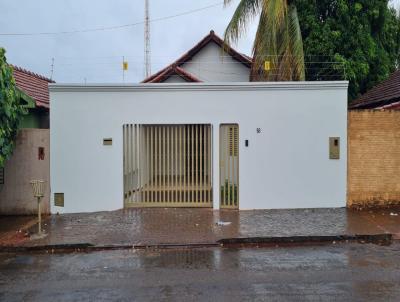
(224, 0, 305, 81)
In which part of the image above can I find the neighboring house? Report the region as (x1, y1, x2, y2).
(350, 69, 400, 110)
(0, 66, 53, 215)
(142, 30, 252, 83)
(13, 66, 54, 128)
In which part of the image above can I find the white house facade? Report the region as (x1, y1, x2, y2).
(50, 82, 348, 213)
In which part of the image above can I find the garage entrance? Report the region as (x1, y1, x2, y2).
(123, 124, 212, 207)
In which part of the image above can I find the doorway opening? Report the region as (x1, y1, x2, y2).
(220, 124, 239, 209)
(123, 124, 213, 207)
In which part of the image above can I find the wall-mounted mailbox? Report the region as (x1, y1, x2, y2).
(329, 137, 340, 159)
(54, 193, 64, 207)
(103, 138, 112, 146)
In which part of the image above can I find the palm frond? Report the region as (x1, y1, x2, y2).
(224, 0, 261, 47)
(262, 0, 287, 29)
(225, 0, 305, 81)
(252, 9, 279, 80)
(287, 4, 305, 80)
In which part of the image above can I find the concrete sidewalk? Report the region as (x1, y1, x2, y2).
(0, 207, 399, 249)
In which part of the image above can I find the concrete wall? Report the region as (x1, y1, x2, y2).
(50, 82, 348, 213)
(0, 129, 50, 215)
(181, 42, 250, 82)
(348, 110, 400, 207)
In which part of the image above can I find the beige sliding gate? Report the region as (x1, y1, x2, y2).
(123, 124, 212, 207)
(220, 124, 239, 209)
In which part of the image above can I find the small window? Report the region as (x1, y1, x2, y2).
(229, 126, 239, 157)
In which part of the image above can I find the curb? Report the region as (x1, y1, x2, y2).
(0, 234, 392, 254)
(0, 242, 220, 254)
(0, 243, 95, 253)
(218, 234, 393, 247)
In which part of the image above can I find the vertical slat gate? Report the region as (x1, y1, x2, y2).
(220, 124, 239, 209)
(123, 124, 213, 207)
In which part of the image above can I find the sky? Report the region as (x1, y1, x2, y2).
(0, 0, 257, 83)
(0, 0, 398, 84)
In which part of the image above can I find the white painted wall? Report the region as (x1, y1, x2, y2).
(179, 42, 251, 82)
(50, 82, 348, 213)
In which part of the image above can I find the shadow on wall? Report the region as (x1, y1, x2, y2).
(0, 129, 50, 215)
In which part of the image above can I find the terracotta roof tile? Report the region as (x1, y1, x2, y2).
(350, 69, 400, 109)
(142, 30, 251, 83)
(11, 65, 55, 110)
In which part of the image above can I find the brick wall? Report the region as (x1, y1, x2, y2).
(348, 110, 400, 207)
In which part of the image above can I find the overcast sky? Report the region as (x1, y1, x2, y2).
(0, 0, 398, 83)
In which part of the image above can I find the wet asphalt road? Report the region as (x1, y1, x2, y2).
(0, 243, 400, 302)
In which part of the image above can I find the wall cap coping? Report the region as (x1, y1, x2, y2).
(49, 81, 349, 93)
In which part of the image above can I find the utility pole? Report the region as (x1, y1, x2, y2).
(50, 58, 55, 80)
(144, 0, 151, 77)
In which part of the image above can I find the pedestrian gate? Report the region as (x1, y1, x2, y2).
(123, 124, 213, 207)
(220, 124, 239, 209)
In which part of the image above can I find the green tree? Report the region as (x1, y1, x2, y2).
(224, 0, 306, 81)
(0, 48, 30, 167)
(294, 0, 400, 101)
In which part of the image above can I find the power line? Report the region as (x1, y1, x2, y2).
(0, 2, 224, 37)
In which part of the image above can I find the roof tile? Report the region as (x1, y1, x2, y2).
(350, 69, 400, 109)
(12, 65, 55, 110)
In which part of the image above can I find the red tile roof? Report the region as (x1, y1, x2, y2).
(142, 30, 252, 83)
(350, 69, 400, 109)
(12, 65, 55, 110)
